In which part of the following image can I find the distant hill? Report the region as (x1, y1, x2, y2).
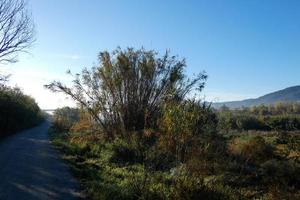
(213, 86, 300, 109)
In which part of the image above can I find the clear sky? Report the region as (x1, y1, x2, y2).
(4, 0, 300, 109)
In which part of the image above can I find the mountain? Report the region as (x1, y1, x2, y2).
(213, 85, 300, 109)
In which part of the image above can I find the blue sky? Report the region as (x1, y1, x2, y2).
(5, 0, 300, 109)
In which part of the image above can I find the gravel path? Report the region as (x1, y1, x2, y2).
(0, 121, 82, 200)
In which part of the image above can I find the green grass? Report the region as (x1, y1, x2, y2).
(50, 128, 300, 200)
(49, 129, 242, 200)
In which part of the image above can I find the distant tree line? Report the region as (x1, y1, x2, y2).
(0, 85, 44, 135)
(218, 103, 300, 132)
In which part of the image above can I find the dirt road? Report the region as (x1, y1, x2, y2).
(0, 121, 82, 200)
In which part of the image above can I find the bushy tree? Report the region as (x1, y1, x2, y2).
(46, 47, 207, 138)
(0, 85, 43, 134)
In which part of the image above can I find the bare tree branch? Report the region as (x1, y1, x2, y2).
(0, 0, 35, 64)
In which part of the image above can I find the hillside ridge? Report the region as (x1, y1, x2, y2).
(214, 85, 300, 108)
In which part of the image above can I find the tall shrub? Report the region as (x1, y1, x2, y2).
(160, 100, 218, 162)
(46, 47, 207, 138)
(0, 86, 43, 135)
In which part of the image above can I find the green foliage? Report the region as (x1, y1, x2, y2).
(110, 138, 144, 165)
(51, 131, 240, 200)
(160, 100, 217, 162)
(52, 107, 80, 133)
(0, 85, 43, 135)
(217, 111, 270, 132)
(265, 115, 300, 131)
(241, 136, 274, 164)
(229, 136, 274, 164)
(217, 109, 300, 132)
(260, 159, 300, 186)
(236, 115, 269, 131)
(50, 113, 300, 199)
(171, 175, 239, 200)
(250, 102, 300, 116)
(218, 111, 238, 133)
(145, 147, 177, 171)
(217, 103, 300, 132)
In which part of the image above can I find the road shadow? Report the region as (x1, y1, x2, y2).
(0, 122, 83, 200)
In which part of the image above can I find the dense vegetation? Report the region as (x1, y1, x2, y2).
(48, 48, 300, 200)
(217, 103, 300, 132)
(51, 107, 80, 133)
(0, 85, 44, 135)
